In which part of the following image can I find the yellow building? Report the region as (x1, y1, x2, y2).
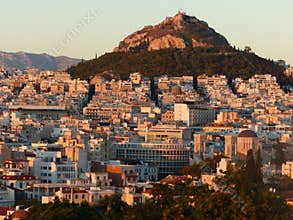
(224, 134, 237, 158)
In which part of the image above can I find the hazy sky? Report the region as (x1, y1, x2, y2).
(1, 0, 292, 64)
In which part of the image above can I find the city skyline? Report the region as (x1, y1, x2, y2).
(0, 1, 292, 219)
(1, 0, 292, 64)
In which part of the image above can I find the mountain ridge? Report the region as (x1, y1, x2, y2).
(0, 51, 80, 71)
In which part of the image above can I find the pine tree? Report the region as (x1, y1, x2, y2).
(245, 149, 256, 183)
(274, 143, 286, 169)
(255, 148, 263, 184)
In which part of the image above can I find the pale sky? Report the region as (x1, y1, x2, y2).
(0, 0, 292, 64)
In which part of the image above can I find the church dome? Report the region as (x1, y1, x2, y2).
(238, 130, 257, 138)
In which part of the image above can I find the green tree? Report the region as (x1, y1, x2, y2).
(97, 194, 129, 220)
(245, 150, 257, 186)
(255, 148, 263, 184)
(181, 162, 201, 177)
(274, 143, 287, 169)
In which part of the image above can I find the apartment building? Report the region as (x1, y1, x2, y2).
(174, 103, 216, 126)
(33, 151, 78, 183)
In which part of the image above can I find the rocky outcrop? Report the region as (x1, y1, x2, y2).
(148, 34, 186, 50)
(114, 11, 230, 52)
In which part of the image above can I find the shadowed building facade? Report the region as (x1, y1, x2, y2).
(236, 130, 260, 159)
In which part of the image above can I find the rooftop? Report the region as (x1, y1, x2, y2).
(238, 130, 258, 138)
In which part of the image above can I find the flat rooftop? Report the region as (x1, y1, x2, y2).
(8, 104, 66, 111)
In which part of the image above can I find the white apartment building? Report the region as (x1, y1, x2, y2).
(174, 103, 216, 126)
(0, 186, 15, 207)
(33, 151, 78, 183)
(0, 170, 38, 190)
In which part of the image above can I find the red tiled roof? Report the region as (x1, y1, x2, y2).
(11, 210, 28, 219)
(0, 206, 9, 216)
(1, 175, 37, 180)
(61, 188, 88, 194)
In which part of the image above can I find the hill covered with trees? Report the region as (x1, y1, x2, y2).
(68, 11, 292, 86)
(68, 47, 292, 86)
